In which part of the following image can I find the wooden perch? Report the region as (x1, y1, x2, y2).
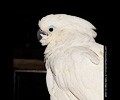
(13, 58, 46, 70)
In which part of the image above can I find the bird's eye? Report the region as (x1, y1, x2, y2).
(49, 28, 53, 32)
(48, 25, 56, 32)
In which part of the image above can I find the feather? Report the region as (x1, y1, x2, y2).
(38, 14, 104, 100)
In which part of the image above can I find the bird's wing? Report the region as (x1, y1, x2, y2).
(55, 46, 103, 100)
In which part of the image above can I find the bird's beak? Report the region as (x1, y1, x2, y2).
(37, 29, 47, 41)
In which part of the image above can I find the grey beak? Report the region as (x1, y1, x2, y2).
(37, 29, 46, 41)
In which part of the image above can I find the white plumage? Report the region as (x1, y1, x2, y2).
(38, 14, 104, 100)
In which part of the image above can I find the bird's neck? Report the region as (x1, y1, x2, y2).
(44, 37, 96, 62)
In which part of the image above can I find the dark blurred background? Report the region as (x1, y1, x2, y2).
(13, 12, 106, 60)
(9, 10, 106, 100)
(13, 12, 46, 60)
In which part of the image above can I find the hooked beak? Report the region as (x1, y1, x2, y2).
(37, 29, 47, 41)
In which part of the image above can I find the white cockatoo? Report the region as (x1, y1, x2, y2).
(37, 14, 104, 100)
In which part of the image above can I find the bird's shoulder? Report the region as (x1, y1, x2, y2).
(64, 45, 101, 65)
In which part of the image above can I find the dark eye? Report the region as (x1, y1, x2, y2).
(49, 28, 53, 32)
(48, 25, 56, 32)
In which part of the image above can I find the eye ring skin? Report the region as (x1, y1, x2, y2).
(48, 25, 56, 32)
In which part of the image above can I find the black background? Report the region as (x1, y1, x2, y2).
(12, 11, 107, 60)
(13, 11, 107, 48)
(3, 4, 109, 100)
(14, 72, 50, 100)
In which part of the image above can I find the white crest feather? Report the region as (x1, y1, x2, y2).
(38, 14, 104, 100)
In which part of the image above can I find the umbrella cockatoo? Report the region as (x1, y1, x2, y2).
(37, 14, 104, 100)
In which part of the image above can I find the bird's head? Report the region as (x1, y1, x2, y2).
(37, 14, 97, 46)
